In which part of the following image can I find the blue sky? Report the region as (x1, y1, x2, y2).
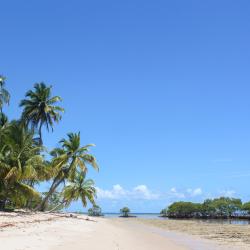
(1, 0, 250, 212)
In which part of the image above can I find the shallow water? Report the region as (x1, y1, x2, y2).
(104, 213, 250, 225)
(104, 213, 160, 219)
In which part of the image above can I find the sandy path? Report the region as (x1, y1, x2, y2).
(61, 218, 189, 250)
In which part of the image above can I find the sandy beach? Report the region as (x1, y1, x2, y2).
(1, 212, 249, 250)
(1, 3, 250, 250)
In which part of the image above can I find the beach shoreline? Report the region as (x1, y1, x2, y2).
(1, 211, 248, 250)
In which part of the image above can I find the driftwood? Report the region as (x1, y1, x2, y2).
(0, 223, 15, 228)
(51, 213, 97, 222)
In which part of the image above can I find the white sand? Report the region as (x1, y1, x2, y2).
(0, 212, 241, 250)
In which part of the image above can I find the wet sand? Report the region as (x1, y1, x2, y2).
(135, 218, 250, 249)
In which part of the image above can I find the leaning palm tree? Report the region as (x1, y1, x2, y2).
(63, 171, 96, 207)
(37, 132, 98, 211)
(20, 82, 64, 144)
(49, 171, 96, 212)
(0, 75, 10, 113)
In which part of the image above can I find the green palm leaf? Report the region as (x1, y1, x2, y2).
(20, 82, 64, 144)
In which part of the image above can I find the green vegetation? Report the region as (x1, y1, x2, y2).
(20, 82, 64, 144)
(167, 202, 201, 218)
(0, 75, 10, 113)
(37, 132, 98, 211)
(44, 192, 65, 212)
(63, 171, 96, 208)
(160, 208, 168, 217)
(0, 75, 99, 212)
(242, 202, 250, 214)
(88, 205, 103, 217)
(161, 197, 247, 219)
(120, 207, 130, 217)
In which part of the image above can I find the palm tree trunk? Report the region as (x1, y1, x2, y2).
(0, 199, 6, 211)
(25, 180, 35, 209)
(47, 200, 66, 213)
(37, 158, 75, 211)
(36, 176, 63, 211)
(39, 122, 43, 145)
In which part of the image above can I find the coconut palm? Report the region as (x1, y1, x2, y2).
(37, 132, 98, 211)
(0, 113, 9, 145)
(20, 82, 64, 144)
(63, 171, 96, 207)
(0, 112, 8, 127)
(0, 121, 46, 210)
(47, 172, 96, 212)
(0, 75, 10, 113)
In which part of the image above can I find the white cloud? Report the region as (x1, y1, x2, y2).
(96, 184, 160, 200)
(96, 184, 126, 199)
(167, 187, 203, 199)
(219, 189, 236, 197)
(133, 185, 160, 200)
(187, 188, 202, 197)
(96, 185, 204, 202)
(113, 184, 127, 195)
(168, 187, 186, 198)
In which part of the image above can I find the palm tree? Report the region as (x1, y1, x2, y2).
(20, 82, 64, 144)
(37, 132, 98, 211)
(0, 121, 46, 210)
(0, 75, 10, 113)
(0, 113, 9, 143)
(48, 172, 96, 212)
(0, 112, 8, 126)
(63, 171, 96, 207)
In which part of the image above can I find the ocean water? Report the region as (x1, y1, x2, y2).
(103, 213, 250, 225)
(104, 213, 161, 219)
